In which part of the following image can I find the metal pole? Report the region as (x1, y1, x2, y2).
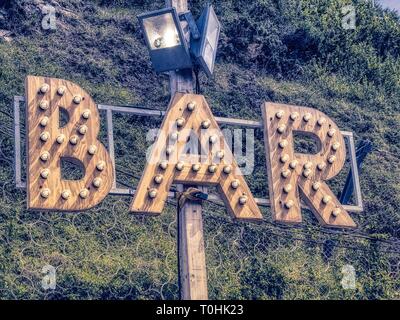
(165, 0, 209, 300)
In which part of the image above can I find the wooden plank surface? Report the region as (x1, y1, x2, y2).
(25, 75, 114, 211)
(261, 102, 356, 228)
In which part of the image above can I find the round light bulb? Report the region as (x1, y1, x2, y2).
(39, 84, 49, 94)
(154, 174, 163, 184)
(281, 169, 291, 178)
(40, 116, 49, 127)
(279, 140, 288, 149)
(201, 119, 211, 129)
(165, 146, 174, 156)
(239, 195, 248, 205)
(275, 110, 284, 119)
(69, 135, 79, 145)
(223, 165, 232, 174)
(277, 125, 286, 134)
(57, 86, 66, 96)
(216, 150, 225, 159)
(88, 145, 97, 155)
(312, 182, 321, 191)
(40, 132, 50, 142)
(317, 117, 326, 126)
(40, 151, 50, 162)
(303, 169, 312, 178)
(290, 112, 299, 121)
(285, 200, 294, 209)
(40, 188, 50, 199)
(304, 162, 313, 170)
(187, 101, 196, 111)
(39, 101, 49, 111)
(159, 161, 168, 170)
(170, 132, 179, 142)
(322, 195, 332, 204)
(327, 129, 336, 137)
(280, 154, 290, 163)
(289, 160, 298, 170)
(78, 125, 88, 135)
(73, 95, 82, 104)
(192, 163, 201, 172)
(93, 177, 102, 188)
(317, 162, 326, 171)
(96, 161, 105, 171)
(208, 164, 217, 173)
(209, 135, 218, 144)
(82, 109, 91, 119)
(175, 162, 184, 171)
(148, 188, 158, 199)
(303, 113, 312, 122)
(332, 208, 341, 217)
(283, 184, 292, 193)
(328, 155, 336, 164)
(331, 142, 340, 151)
(40, 169, 50, 179)
(79, 188, 89, 199)
(56, 134, 65, 144)
(176, 117, 185, 127)
(231, 179, 240, 189)
(61, 189, 71, 200)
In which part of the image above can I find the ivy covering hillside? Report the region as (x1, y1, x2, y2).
(0, 0, 399, 299)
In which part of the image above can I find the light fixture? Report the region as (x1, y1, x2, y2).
(190, 4, 221, 78)
(138, 7, 192, 73)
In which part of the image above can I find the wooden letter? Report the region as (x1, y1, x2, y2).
(261, 102, 356, 228)
(130, 93, 262, 221)
(25, 76, 114, 211)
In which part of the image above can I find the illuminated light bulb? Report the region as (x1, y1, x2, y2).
(283, 184, 292, 193)
(192, 163, 201, 172)
(56, 134, 65, 144)
(304, 162, 313, 170)
(223, 165, 232, 174)
(40, 116, 49, 127)
(88, 145, 97, 155)
(216, 150, 225, 159)
(209, 135, 218, 144)
(39, 84, 49, 94)
(69, 135, 79, 145)
(40, 151, 50, 162)
(328, 155, 336, 164)
(154, 37, 162, 48)
(317, 117, 326, 126)
(280, 154, 290, 163)
(275, 110, 284, 119)
(165, 146, 174, 156)
(332, 208, 341, 217)
(284, 200, 294, 209)
(40, 169, 50, 179)
(78, 125, 88, 135)
(290, 112, 299, 121)
(302, 169, 312, 178)
(331, 142, 340, 151)
(277, 125, 286, 134)
(61, 189, 71, 200)
(79, 188, 89, 199)
(159, 161, 168, 170)
(171, 162, 183, 172)
(39, 100, 49, 111)
(281, 169, 291, 179)
(317, 162, 326, 171)
(170, 132, 179, 142)
(176, 117, 185, 127)
(96, 161, 105, 171)
(57, 86, 66, 96)
(279, 139, 288, 149)
(239, 195, 248, 205)
(201, 119, 211, 129)
(327, 129, 336, 137)
(289, 160, 298, 170)
(40, 188, 50, 199)
(154, 174, 163, 184)
(303, 113, 312, 122)
(82, 109, 91, 119)
(40, 131, 50, 142)
(93, 177, 102, 188)
(208, 164, 217, 173)
(187, 101, 196, 111)
(148, 188, 158, 199)
(73, 95, 82, 104)
(231, 179, 240, 189)
(312, 182, 321, 191)
(322, 195, 331, 204)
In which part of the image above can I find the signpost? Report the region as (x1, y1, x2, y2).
(166, 0, 208, 301)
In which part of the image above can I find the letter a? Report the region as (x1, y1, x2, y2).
(261, 102, 356, 228)
(25, 76, 114, 211)
(130, 93, 262, 221)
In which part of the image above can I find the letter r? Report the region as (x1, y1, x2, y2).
(261, 102, 356, 228)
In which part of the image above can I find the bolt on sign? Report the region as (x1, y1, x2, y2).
(25, 76, 357, 228)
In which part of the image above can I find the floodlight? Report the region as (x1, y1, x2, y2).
(190, 4, 221, 77)
(138, 7, 192, 72)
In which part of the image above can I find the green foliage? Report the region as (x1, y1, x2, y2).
(0, 0, 399, 299)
